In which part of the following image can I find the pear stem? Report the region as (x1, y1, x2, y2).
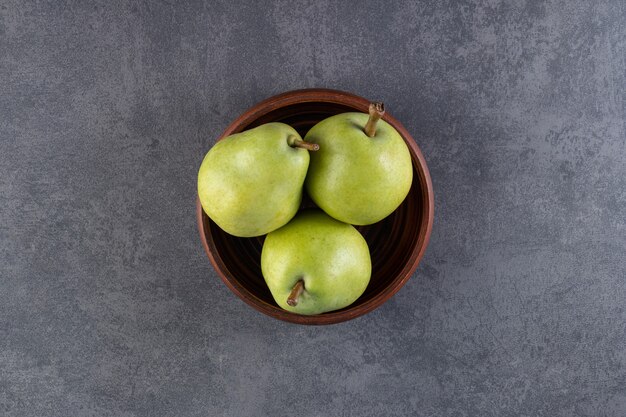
(287, 135, 319, 151)
(364, 102, 385, 137)
(287, 279, 305, 307)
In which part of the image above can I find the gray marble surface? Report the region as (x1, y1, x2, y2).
(1, 1, 625, 416)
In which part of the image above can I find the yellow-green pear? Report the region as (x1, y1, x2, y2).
(198, 123, 318, 237)
(304, 103, 412, 225)
(261, 209, 371, 315)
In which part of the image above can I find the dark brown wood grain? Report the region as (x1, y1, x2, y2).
(196, 88, 435, 325)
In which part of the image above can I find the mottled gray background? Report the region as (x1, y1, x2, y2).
(1, 0, 625, 416)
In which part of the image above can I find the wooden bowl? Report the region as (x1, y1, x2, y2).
(197, 88, 434, 325)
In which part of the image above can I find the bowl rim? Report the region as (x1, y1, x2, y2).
(196, 88, 434, 325)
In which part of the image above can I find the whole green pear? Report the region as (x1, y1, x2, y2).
(304, 103, 413, 225)
(198, 122, 318, 237)
(261, 209, 371, 315)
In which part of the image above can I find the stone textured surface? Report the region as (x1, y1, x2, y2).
(1, 1, 625, 416)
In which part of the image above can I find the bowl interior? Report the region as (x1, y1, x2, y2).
(198, 90, 432, 324)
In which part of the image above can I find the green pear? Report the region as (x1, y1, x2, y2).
(304, 103, 413, 225)
(261, 209, 371, 315)
(198, 122, 319, 237)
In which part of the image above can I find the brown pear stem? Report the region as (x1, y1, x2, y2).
(287, 279, 305, 307)
(364, 102, 385, 137)
(287, 135, 319, 151)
